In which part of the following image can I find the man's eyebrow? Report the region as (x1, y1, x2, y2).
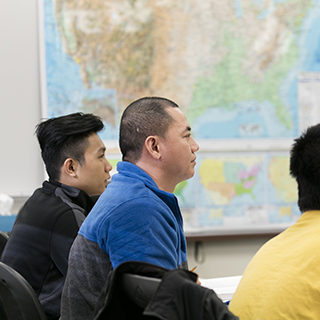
(97, 146, 106, 153)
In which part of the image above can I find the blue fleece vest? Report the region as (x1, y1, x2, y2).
(79, 161, 188, 269)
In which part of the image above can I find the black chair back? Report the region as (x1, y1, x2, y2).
(0, 231, 9, 258)
(121, 273, 161, 308)
(0, 261, 47, 320)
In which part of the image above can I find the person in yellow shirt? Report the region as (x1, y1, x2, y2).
(229, 123, 320, 319)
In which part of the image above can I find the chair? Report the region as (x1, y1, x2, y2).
(92, 261, 168, 320)
(0, 231, 9, 258)
(0, 261, 47, 320)
(121, 273, 161, 308)
(93, 261, 239, 320)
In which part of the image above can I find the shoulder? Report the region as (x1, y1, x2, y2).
(19, 188, 85, 233)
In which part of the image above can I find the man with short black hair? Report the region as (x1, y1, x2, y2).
(60, 97, 200, 320)
(1, 112, 113, 320)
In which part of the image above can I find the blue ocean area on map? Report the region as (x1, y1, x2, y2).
(268, 202, 301, 223)
(193, 100, 295, 138)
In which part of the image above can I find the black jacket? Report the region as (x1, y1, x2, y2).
(93, 261, 239, 320)
(1, 179, 95, 319)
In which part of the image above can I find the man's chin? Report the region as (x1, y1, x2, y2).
(188, 169, 195, 179)
(183, 171, 195, 182)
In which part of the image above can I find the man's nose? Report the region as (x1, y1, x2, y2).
(105, 159, 113, 172)
(191, 137, 199, 152)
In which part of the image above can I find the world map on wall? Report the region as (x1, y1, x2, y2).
(40, 0, 320, 234)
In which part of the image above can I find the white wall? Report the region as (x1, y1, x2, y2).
(0, 0, 43, 196)
(187, 236, 273, 278)
(0, 0, 273, 278)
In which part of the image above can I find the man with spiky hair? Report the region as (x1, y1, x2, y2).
(229, 124, 320, 319)
(1, 113, 113, 320)
(60, 97, 200, 320)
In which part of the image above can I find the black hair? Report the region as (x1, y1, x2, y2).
(119, 97, 179, 163)
(35, 112, 104, 180)
(290, 123, 320, 212)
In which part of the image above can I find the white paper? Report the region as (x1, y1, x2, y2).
(200, 275, 242, 302)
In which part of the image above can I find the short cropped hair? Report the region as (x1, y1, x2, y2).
(35, 112, 104, 180)
(119, 97, 179, 163)
(290, 123, 320, 212)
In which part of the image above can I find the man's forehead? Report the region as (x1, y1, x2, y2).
(86, 133, 106, 152)
(167, 107, 185, 121)
(167, 107, 190, 129)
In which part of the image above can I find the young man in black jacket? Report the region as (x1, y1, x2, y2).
(1, 112, 112, 320)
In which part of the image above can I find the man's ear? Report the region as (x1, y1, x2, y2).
(145, 136, 161, 160)
(63, 158, 78, 177)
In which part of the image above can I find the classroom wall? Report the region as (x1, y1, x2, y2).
(187, 236, 273, 278)
(0, 0, 272, 278)
(0, 0, 44, 196)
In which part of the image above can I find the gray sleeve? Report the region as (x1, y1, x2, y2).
(60, 234, 112, 320)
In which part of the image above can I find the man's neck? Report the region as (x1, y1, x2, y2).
(134, 160, 175, 193)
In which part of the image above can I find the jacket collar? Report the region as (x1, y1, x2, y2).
(42, 179, 97, 214)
